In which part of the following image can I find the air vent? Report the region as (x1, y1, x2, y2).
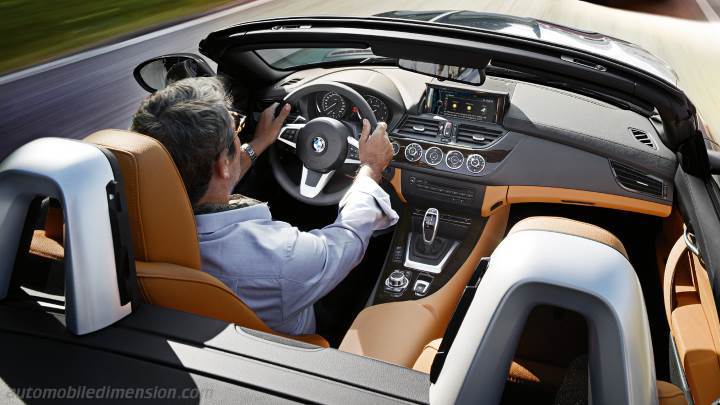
(629, 127, 656, 149)
(611, 161, 664, 198)
(394, 115, 442, 141)
(279, 77, 303, 86)
(455, 124, 504, 147)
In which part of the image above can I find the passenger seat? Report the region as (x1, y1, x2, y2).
(412, 217, 687, 404)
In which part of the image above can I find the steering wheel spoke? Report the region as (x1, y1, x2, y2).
(300, 166, 335, 198)
(277, 123, 305, 148)
(344, 136, 361, 165)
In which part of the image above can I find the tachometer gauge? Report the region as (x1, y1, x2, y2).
(320, 92, 347, 119)
(364, 95, 389, 122)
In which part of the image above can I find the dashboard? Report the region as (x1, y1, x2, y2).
(260, 66, 677, 209)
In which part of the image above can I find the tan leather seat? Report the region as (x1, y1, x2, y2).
(29, 202, 64, 261)
(411, 218, 686, 403)
(81, 129, 328, 347)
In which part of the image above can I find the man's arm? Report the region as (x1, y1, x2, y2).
(279, 119, 398, 322)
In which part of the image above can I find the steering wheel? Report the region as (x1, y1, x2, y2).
(269, 82, 378, 206)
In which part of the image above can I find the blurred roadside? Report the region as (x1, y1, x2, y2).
(586, 0, 719, 21)
(0, 0, 244, 75)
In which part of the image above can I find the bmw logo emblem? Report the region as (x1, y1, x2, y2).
(312, 137, 326, 153)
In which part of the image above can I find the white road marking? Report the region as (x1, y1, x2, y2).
(0, 0, 275, 85)
(696, 0, 720, 21)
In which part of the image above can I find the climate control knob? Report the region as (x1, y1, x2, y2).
(404, 143, 423, 162)
(424, 146, 443, 166)
(466, 154, 486, 174)
(386, 270, 410, 290)
(391, 142, 400, 156)
(445, 150, 464, 170)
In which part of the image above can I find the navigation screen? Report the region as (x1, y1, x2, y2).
(437, 90, 500, 123)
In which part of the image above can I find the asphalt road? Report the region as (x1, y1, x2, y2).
(1, 0, 719, 160)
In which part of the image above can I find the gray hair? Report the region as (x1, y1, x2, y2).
(130, 76, 235, 205)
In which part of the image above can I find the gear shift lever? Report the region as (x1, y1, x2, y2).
(406, 207, 459, 274)
(423, 208, 439, 246)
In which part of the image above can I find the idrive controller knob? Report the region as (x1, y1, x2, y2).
(386, 270, 410, 290)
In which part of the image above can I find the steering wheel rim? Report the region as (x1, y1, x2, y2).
(269, 81, 378, 206)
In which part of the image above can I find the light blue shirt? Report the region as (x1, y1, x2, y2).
(194, 176, 399, 335)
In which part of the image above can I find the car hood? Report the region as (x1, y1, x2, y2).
(376, 10, 678, 85)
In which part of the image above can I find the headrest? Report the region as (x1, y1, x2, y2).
(85, 130, 201, 270)
(508, 216, 628, 259)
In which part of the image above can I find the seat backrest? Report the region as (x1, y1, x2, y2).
(431, 216, 658, 405)
(85, 130, 201, 270)
(83, 130, 275, 332)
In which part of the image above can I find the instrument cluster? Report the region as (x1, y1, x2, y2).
(314, 91, 390, 122)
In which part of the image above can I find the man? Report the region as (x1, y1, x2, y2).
(131, 77, 398, 335)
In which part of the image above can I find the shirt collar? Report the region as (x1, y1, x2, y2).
(195, 202, 272, 234)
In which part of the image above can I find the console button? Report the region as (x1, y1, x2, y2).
(445, 150, 464, 170)
(466, 154, 486, 174)
(413, 279, 431, 296)
(404, 143, 423, 162)
(424, 146, 443, 166)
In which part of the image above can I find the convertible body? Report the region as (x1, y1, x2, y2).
(0, 11, 719, 405)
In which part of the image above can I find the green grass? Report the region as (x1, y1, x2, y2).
(0, 0, 236, 75)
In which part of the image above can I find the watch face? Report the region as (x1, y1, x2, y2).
(242, 144, 256, 162)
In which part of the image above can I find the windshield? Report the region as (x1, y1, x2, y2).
(255, 47, 384, 70)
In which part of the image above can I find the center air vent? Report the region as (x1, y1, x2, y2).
(629, 127, 656, 149)
(611, 161, 665, 198)
(455, 124, 504, 147)
(394, 115, 442, 141)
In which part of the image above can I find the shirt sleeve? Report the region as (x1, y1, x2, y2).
(279, 175, 399, 321)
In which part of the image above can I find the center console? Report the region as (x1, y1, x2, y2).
(370, 83, 511, 305)
(371, 170, 488, 305)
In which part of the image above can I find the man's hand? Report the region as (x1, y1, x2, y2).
(358, 119, 393, 183)
(251, 102, 291, 154)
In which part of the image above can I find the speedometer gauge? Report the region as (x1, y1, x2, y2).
(364, 95, 389, 122)
(320, 92, 347, 119)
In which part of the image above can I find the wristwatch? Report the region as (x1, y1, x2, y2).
(240, 143, 257, 164)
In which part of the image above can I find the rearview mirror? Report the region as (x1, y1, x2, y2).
(398, 59, 485, 86)
(133, 54, 214, 92)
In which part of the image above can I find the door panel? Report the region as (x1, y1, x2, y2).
(664, 236, 720, 405)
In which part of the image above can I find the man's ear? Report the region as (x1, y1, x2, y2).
(212, 153, 231, 180)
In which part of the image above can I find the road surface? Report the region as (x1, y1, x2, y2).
(1, 0, 719, 160)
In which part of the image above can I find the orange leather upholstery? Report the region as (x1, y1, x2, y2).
(84, 130, 328, 348)
(664, 236, 720, 405)
(85, 130, 201, 270)
(29, 203, 64, 260)
(657, 381, 688, 405)
(412, 338, 565, 390)
(29, 230, 63, 261)
(339, 206, 510, 366)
